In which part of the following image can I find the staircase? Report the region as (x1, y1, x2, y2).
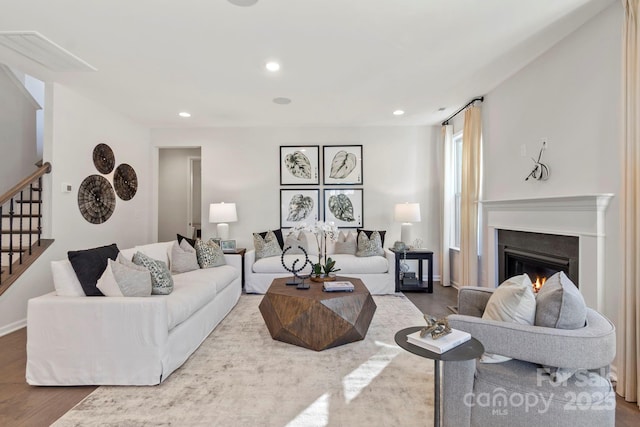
(0, 162, 53, 296)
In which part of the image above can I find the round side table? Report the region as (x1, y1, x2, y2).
(395, 326, 484, 427)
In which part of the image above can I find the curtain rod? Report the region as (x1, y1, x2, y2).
(441, 96, 484, 126)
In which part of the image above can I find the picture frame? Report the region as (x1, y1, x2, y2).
(323, 144, 363, 185)
(280, 145, 320, 185)
(211, 237, 222, 248)
(323, 188, 363, 228)
(220, 240, 236, 252)
(280, 188, 320, 228)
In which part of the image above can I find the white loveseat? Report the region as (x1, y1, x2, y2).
(244, 232, 396, 294)
(26, 240, 241, 386)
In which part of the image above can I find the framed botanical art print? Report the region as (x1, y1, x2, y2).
(280, 189, 320, 228)
(280, 145, 320, 185)
(323, 188, 363, 228)
(323, 144, 363, 185)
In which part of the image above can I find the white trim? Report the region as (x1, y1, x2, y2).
(0, 318, 26, 337)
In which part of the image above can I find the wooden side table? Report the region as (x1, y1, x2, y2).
(395, 326, 484, 427)
(224, 248, 246, 287)
(389, 248, 434, 293)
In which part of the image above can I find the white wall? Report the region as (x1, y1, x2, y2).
(152, 125, 441, 272)
(158, 148, 201, 241)
(481, 2, 622, 324)
(0, 83, 153, 335)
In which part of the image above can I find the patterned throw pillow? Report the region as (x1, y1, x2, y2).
(171, 239, 200, 273)
(254, 230, 283, 260)
(195, 238, 226, 268)
(132, 251, 174, 295)
(356, 230, 384, 257)
(283, 231, 308, 254)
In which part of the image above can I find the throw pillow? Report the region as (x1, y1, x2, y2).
(535, 271, 586, 329)
(171, 239, 200, 273)
(132, 251, 174, 295)
(283, 231, 308, 254)
(96, 256, 152, 297)
(357, 229, 386, 247)
(334, 231, 357, 255)
(356, 230, 384, 257)
(195, 238, 226, 268)
(176, 233, 196, 248)
(257, 229, 285, 249)
(51, 260, 86, 297)
(480, 274, 536, 363)
(67, 243, 120, 296)
(253, 230, 283, 260)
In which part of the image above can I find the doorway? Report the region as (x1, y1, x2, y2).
(158, 148, 201, 242)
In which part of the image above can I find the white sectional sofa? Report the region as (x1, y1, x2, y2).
(26, 240, 241, 386)
(244, 232, 396, 294)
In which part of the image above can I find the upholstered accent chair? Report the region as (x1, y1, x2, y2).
(442, 287, 616, 427)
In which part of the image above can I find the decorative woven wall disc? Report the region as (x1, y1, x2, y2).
(78, 175, 116, 224)
(114, 163, 138, 200)
(93, 143, 115, 174)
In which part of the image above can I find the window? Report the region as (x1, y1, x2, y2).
(452, 131, 463, 248)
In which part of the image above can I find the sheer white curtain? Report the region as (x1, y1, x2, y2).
(460, 105, 482, 286)
(439, 125, 454, 287)
(618, 0, 640, 408)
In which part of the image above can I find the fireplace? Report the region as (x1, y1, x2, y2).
(498, 230, 579, 290)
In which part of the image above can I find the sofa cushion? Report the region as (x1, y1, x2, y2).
(253, 230, 283, 260)
(535, 271, 586, 329)
(134, 241, 173, 267)
(195, 238, 226, 268)
(51, 259, 85, 297)
(133, 252, 174, 295)
(166, 270, 218, 330)
(253, 254, 314, 274)
(67, 243, 120, 296)
(356, 230, 384, 257)
(327, 254, 388, 274)
(171, 240, 200, 273)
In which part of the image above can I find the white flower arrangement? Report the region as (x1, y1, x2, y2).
(293, 220, 339, 273)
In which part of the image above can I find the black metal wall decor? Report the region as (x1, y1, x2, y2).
(92, 143, 115, 174)
(114, 163, 138, 200)
(525, 141, 550, 181)
(78, 175, 116, 224)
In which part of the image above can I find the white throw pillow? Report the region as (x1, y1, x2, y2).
(51, 260, 85, 297)
(96, 258, 124, 297)
(480, 274, 536, 363)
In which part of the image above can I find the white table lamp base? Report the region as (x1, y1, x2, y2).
(400, 223, 413, 245)
(217, 223, 229, 240)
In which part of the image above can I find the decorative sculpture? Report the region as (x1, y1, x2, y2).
(525, 141, 550, 181)
(280, 245, 312, 289)
(419, 314, 452, 340)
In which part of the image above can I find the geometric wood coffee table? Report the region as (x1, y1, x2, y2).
(259, 276, 377, 351)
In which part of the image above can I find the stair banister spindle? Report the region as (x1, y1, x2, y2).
(19, 189, 24, 264)
(37, 177, 42, 246)
(8, 198, 14, 274)
(29, 183, 34, 253)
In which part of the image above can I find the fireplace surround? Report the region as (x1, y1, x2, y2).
(483, 194, 613, 310)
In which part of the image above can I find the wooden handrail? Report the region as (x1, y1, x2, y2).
(0, 162, 51, 206)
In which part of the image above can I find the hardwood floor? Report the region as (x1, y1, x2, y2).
(0, 286, 637, 426)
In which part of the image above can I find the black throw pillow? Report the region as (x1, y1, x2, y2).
(68, 243, 120, 296)
(177, 233, 196, 248)
(357, 229, 387, 247)
(257, 229, 285, 249)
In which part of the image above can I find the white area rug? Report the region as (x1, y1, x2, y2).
(53, 294, 433, 427)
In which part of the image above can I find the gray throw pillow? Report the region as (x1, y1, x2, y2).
(111, 256, 152, 296)
(334, 231, 357, 255)
(356, 230, 384, 257)
(283, 231, 308, 254)
(194, 238, 226, 268)
(171, 239, 200, 273)
(535, 271, 586, 329)
(132, 251, 174, 295)
(254, 230, 283, 260)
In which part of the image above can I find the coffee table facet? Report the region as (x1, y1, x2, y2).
(259, 276, 376, 351)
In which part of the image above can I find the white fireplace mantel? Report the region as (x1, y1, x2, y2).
(481, 194, 614, 311)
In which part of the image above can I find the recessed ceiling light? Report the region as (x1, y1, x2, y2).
(178, 112, 191, 118)
(228, 0, 258, 7)
(393, 110, 405, 116)
(273, 97, 292, 105)
(265, 61, 280, 72)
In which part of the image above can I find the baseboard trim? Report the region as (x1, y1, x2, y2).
(0, 318, 26, 337)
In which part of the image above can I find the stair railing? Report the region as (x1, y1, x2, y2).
(0, 162, 51, 286)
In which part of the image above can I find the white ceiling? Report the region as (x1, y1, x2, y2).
(0, 0, 613, 128)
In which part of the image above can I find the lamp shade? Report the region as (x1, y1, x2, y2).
(394, 203, 421, 223)
(209, 202, 238, 223)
